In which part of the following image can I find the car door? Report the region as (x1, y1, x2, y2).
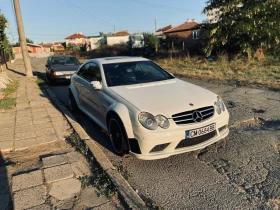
(77, 62, 106, 124)
(73, 63, 90, 107)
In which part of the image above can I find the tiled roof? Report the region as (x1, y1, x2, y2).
(156, 25, 172, 32)
(38, 43, 53, 48)
(115, 31, 130, 36)
(54, 42, 63, 45)
(65, 33, 87, 39)
(165, 22, 199, 33)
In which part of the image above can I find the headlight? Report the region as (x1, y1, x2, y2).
(156, 115, 170, 129)
(138, 112, 158, 130)
(214, 96, 225, 114)
(53, 71, 63, 76)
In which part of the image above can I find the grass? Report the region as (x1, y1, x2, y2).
(154, 55, 280, 90)
(78, 53, 280, 90)
(1, 80, 19, 95)
(36, 78, 48, 87)
(0, 80, 19, 110)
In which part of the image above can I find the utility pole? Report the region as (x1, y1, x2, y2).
(13, 0, 33, 77)
(114, 25, 115, 34)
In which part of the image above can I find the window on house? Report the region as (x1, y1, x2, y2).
(193, 31, 200, 40)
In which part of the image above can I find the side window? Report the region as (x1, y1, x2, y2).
(88, 63, 102, 82)
(77, 62, 102, 82)
(77, 63, 89, 77)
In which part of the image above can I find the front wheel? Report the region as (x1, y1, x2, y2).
(108, 116, 128, 156)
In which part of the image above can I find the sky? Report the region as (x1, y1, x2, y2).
(1, 0, 208, 44)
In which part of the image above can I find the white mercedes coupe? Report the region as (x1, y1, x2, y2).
(69, 57, 229, 160)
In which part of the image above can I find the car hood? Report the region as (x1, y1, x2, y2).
(51, 65, 80, 72)
(109, 79, 218, 118)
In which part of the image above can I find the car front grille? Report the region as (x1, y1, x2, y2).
(176, 131, 216, 149)
(172, 106, 214, 125)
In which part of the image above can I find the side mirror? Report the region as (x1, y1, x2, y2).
(90, 81, 102, 90)
(45, 64, 49, 68)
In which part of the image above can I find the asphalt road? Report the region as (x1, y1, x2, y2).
(31, 57, 280, 210)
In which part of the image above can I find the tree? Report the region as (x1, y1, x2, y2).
(12, 37, 34, 47)
(0, 11, 12, 54)
(142, 32, 159, 51)
(202, 0, 280, 58)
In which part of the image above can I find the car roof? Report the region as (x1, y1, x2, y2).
(51, 55, 76, 58)
(87, 56, 149, 65)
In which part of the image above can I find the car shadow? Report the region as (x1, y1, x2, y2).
(71, 110, 115, 154)
(0, 151, 12, 209)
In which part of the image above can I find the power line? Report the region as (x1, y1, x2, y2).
(125, 0, 201, 13)
(56, 0, 114, 28)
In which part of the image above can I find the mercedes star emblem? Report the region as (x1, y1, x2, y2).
(192, 110, 203, 122)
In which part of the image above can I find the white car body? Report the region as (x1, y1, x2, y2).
(69, 56, 229, 160)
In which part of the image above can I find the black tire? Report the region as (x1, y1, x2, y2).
(108, 116, 128, 156)
(69, 91, 79, 112)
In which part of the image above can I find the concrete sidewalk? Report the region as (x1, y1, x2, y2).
(0, 60, 119, 209)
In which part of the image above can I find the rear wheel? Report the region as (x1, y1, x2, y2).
(108, 116, 128, 156)
(69, 91, 79, 112)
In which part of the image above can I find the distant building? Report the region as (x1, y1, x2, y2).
(107, 31, 130, 46)
(65, 33, 88, 46)
(164, 18, 200, 49)
(38, 42, 53, 52)
(88, 36, 105, 50)
(156, 25, 172, 38)
(13, 43, 43, 54)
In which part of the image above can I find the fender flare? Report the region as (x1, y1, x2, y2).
(69, 84, 81, 107)
(106, 103, 134, 139)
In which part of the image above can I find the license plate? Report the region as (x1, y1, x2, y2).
(66, 76, 71, 79)
(186, 124, 216, 139)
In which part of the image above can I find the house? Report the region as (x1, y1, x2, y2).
(106, 31, 130, 46)
(88, 36, 105, 50)
(13, 43, 43, 54)
(65, 33, 89, 46)
(164, 19, 201, 50)
(38, 43, 53, 52)
(156, 25, 172, 38)
(53, 42, 65, 51)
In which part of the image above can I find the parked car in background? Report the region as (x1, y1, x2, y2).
(68, 56, 229, 160)
(45, 55, 81, 84)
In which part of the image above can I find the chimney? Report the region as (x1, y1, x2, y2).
(191, 18, 196, 22)
(187, 18, 191, 23)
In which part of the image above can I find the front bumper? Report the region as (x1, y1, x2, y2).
(128, 112, 229, 160)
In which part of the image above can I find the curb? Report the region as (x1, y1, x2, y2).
(45, 88, 146, 210)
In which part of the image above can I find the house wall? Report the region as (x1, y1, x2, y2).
(107, 36, 129, 46)
(13, 47, 21, 54)
(66, 38, 89, 45)
(166, 29, 200, 49)
(89, 37, 104, 49)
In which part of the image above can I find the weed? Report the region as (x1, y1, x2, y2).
(0, 97, 16, 110)
(0, 80, 19, 95)
(0, 80, 19, 110)
(92, 165, 118, 198)
(79, 176, 92, 188)
(155, 55, 280, 90)
(66, 133, 89, 156)
(115, 163, 130, 180)
(36, 78, 47, 87)
(65, 133, 118, 198)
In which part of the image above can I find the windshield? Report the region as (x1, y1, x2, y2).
(51, 56, 80, 66)
(103, 61, 174, 87)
